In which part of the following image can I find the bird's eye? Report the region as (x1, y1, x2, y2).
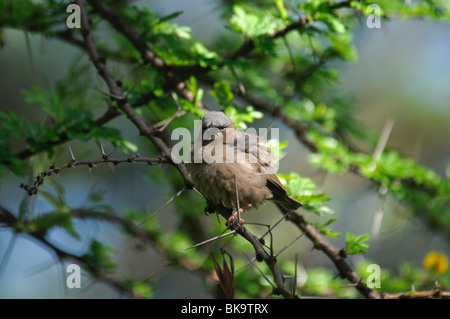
(219, 126, 225, 131)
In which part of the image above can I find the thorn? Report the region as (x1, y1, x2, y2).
(234, 174, 241, 224)
(100, 143, 107, 158)
(185, 230, 236, 250)
(171, 91, 182, 111)
(292, 254, 298, 297)
(138, 187, 186, 227)
(243, 252, 276, 289)
(373, 116, 395, 162)
(229, 66, 246, 96)
(260, 214, 288, 240)
(68, 145, 76, 161)
(193, 187, 205, 198)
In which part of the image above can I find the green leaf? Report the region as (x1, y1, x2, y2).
(210, 80, 234, 107)
(158, 11, 184, 23)
(312, 217, 341, 238)
(320, 228, 342, 238)
(278, 172, 334, 216)
(123, 278, 154, 298)
(223, 105, 263, 130)
(230, 5, 284, 38)
(345, 232, 370, 255)
(81, 240, 117, 272)
(191, 42, 219, 67)
(320, 217, 338, 228)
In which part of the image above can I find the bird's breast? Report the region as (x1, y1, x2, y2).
(187, 160, 272, 210)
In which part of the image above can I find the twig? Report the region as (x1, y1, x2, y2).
(210, 203, 292, 298)
(152, 92, 187, 132)
(243, 253, 276, 290)
(229, 18, 309, 61)
(382, 288, 450, 299)
(185, 230, 237, 250)
(292, 254, 299, 297)
(20, 154, 168, 196)
(235, 90, 318, 153)
(372, 117, 395, 161)
(0, 206, 142, 298)
(234, 174, 241, 224)
(87, 0, 209, 114)
(281, 208, 381, 299)
(137, 187, 186, 227)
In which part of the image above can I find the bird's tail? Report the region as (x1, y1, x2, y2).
(276, 195, 302, 212)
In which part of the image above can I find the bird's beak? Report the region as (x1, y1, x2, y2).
(202, 127, 222, 142)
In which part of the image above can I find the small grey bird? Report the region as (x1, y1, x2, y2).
(187, 111, 302, 220)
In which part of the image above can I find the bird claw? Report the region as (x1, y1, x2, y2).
(226, 211, 244, 226)
(226, 204, 252, 228)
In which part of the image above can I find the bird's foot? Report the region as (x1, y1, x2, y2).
(226, 211, 244, 226)
(226, 204, 252, 227)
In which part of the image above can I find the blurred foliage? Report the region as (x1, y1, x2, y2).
(0, 0, 449, 299)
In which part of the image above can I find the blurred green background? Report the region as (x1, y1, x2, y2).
(0, 0, 449, 298)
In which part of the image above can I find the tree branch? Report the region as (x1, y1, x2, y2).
(210, 204, 293, 298)
(382, 287, 450, 299)
(0, 206, 142, 298)
(20, 153, 168, 196)
(87, 0, 209, 114)
(76, 0, 193, 188)
(77, 0, 383, 299)
(282, 208, 381, 299)
(0, 205, 218, 298)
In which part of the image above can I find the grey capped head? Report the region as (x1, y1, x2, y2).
(202, 111, 233, 130)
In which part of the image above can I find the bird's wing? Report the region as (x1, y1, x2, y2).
(266, 174, 303, 210)
(227, 130, 275, 172)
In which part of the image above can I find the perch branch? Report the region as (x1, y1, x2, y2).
(20, 153, 168, 195)
(282, 208, 381, 299)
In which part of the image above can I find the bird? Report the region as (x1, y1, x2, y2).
(187, 111, 302, 223)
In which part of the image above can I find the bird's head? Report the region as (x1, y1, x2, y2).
(202, 111, 233, 131)
(201, 111, 235, 142)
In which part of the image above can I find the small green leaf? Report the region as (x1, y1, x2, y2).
(81, 240, 117, 272)
(223, 105, 263, 130)
(158, 11, 184, 23)
(320, 228, 342, 238)
(345, 232, 370, 255)
(320, 217, 338, 228)
(210, 80, 234, 107)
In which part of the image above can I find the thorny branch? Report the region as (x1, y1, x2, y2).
(76, 0, 289, 298)
(5, 0, 447, 299)
(382, 287, 450, 299)
(0, 206, 217, 298)
(20, 152, 168, 195)
(76, 0, 193, 188)
(282, 208, 381, 299)
(13, 0, 367, 299)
